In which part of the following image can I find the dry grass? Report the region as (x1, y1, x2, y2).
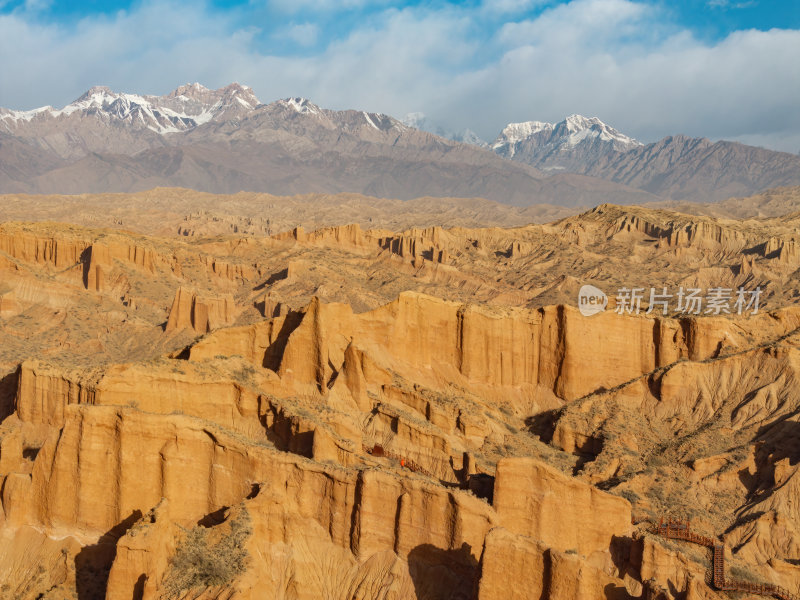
(162, 510, 252, 597)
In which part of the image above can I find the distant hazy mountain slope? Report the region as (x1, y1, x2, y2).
(0, 84, 658, 206)
(582, 135, 800, 202)
(8, 83, 795, 204)
(489, 115, 800, 201)
(402, 112, 489, 148)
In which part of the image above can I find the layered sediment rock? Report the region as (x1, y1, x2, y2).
(2, 208, 800, 599)
(165, 287, 237, 334)
(493, 457, 632, 558)
(188, 292, 788, 405)
(0, 227, 89, 269)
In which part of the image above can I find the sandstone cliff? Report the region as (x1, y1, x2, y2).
(1, 207, 799, 598)
(165, 287, 237, 334)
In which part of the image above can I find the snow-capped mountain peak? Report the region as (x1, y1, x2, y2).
(74, 85, 115, 103)
(491, 114, 640, 166)
(558, 114, 638, 147)
(562, 114, 600, 132)
(493, 121, 553, 147)
(279, 97, 322, 115)
(167, 82, 211, 100)
(0, 83, 262, 138)
(0, 104, 53, 123)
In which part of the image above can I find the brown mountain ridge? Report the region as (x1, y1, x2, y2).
(4, 83, 799, 204)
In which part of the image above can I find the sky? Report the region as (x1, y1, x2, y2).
(1, 0, 799, 152)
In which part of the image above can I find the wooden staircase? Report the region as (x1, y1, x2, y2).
(712, 544, 726, 589)
(656, 518, 799, 600)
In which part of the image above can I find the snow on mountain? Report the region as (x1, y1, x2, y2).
(402, 112, 489, 148)
(279, 97, 322, 115)
(450, 129, 489, 147)
(492, 114, 640, 159)
(2, 84, 797, 203)
(401, 112, 428, 131)
(559, 115, 639, 147)
(493, 121, 552, 148)
(0, 84, 421, 164)
(491, 114, 641, 171)
(0, 83, 261, 136)
(269, 97, 405, 136)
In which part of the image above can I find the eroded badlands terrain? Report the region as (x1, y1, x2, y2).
(0, 188, 799, 599)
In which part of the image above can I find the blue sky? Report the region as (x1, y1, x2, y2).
(1, 0, 799, 151)
(3, 0, 798, 42)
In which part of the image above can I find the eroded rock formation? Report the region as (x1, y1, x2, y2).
(0, 202, 799, 598)
(165, 287, 237, 334)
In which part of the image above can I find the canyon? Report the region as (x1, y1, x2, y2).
(0, 188, 799, 598)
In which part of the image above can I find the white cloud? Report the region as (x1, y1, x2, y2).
(23, 0, 52, 12)
(498, 0, 650, 46)
(707, 0, 756, 9)
(0, 0, 798, 152)
(277, 22, 319, 46)
(267, 0, 393, 14)
(481, 0, 549, 14)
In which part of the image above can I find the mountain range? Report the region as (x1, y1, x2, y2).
(2, 82, 799, 205)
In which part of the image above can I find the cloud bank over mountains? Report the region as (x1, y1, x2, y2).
(0, 0, 798, 153)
